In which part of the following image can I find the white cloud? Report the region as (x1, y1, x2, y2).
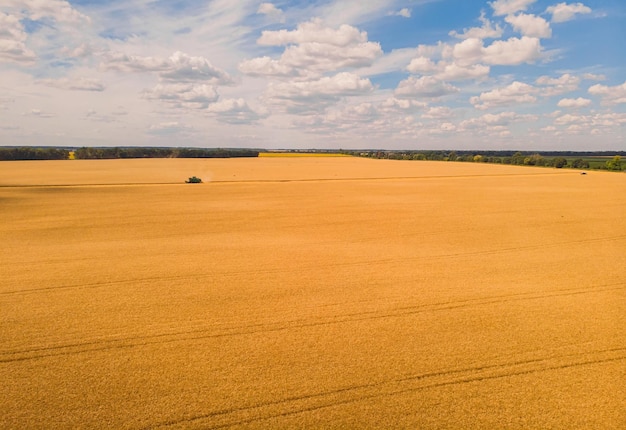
(460, 111, 537, 129)
(422, 106, 454, 119)
(388, 8, 411, 18)
(238, 56, 297, 77)
(395, 76, 460, 98)
(147, 121, 193, 135)
(207, 98, 268, 124)
(279, 39, 382, 72)
(582, 73, 606, 81)
(546, 2, 592, 23)
(450, 12, 503, 40)
(251, 19, 382, 76)
(490, 0, 537, 16)
(407, 57, 490, 81)
(102, 51, 233, 85)
(505, 13, 552, 38)
(557, 97, 591, 108)
(5, 0, 91, 24)
(470, 81, 537, 110)
(257, 3, 284, 22)
(554, 113, 582, 125)
(60, 43, 94, 59)
(453, 36, 543, 66)
(84, 109, 117, 123)
(406, 57, 439, 74)
(142, 83, 219, 109)
(0, 12, 36, 64)
(160, 52, 234, 84)
(535, 73, 580, 96)
(437, 62, 490, 81)
(482, 36, 543, 65)
(380, 97, 427, 112)
(265, 72, 375, 113)
(259, 18, 366, 47)
(38, 77, 106, 91)
(588, 81, 626, 105)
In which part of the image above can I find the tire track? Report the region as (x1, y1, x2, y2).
(1, 282, 624, 363)
(0, 171, 574, 189)
(3, 234, 625, 296)
(144, 348, 626, 429)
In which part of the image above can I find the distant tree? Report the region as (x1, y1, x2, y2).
(606, 155, 622, 171)
(553, 157, 568, 168)
(511, 151, 525, 165)
(571, 158, 590, 169)
(524, 154, 544, 166)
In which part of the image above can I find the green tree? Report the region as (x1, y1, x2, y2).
(571, 158, 590, 169)
(553, 157, 568, 168)
(606, 155, 622, 171)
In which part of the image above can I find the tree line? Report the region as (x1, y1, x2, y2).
(347, 150, 623, 171)
(0, 147, 260, 160)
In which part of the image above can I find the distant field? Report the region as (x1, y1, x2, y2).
(259, 152, 351, 157)
(1, 158, 625, 429)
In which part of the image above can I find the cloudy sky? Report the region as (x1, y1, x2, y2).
(1, 0, 624, 150)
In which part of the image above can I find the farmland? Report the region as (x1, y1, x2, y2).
(1, 157, 625, 429)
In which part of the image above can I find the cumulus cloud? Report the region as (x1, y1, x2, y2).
(38, 77, 106, 91)
(505, 13, 552, 38)
(259, 18, 366, 47)
(407, 56, 490, 81)
(450, 12, 503, 40)
(588, 81, 626, 105)
(265, 72, 374, 113)
(546, 2, 592, 23)
(460, 111, 537, 129)
(252, 19, 382, 75)
(395, 76, 460, 98)
(582, 73, 606, 81)
(422, 106, 454, 119)
(102, 51, 233, 85)
(142, 83, 219, 109)
(490, 0, 537, 16)
(0, 12, 36, 64)
(207, 98, 269, 124)
(257, 3, 284, 22)
(535, 73, 580, 96)
(238, 56, 297, 78)
(380, 97, 427, 112)
(557, 97, 591, 108)
(453, 36, 543, 66)
(470, 81, 537, 110)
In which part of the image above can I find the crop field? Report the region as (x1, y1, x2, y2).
(1, 157, 625, 429)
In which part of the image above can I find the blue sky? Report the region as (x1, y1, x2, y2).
(1, 0, 624, 150)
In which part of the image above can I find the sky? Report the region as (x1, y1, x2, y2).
(1, 0, 624, 150)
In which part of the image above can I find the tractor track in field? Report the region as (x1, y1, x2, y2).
(1, 282, 623, 364)
(144, 347, 626, 429)
(2, 234, 626, 297)
(0, 170, 578, 189)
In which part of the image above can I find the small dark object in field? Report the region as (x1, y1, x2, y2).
(580, 172, 587, 175)
(186, 176, 202, 183)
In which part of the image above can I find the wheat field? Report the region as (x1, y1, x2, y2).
(1, 157, 625, 429)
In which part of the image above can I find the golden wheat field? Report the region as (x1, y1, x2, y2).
(1, 157, 625, 429)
